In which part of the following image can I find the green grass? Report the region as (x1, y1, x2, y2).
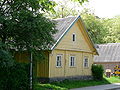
(35, 76, 120, 90)
(105, 76, 120, 83)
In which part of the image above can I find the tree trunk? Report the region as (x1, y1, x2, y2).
(30, 53, 33, 90)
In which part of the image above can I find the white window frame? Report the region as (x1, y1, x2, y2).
(69, 56, 76, 67)
(72, 33, 76, 42)
(83, 56, 89, 68)
(56, 54, 62, 67)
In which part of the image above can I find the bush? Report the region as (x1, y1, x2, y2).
(0, 62, 29, 90)
(0, 50, 14, 68)
(91, 64, 104, 80)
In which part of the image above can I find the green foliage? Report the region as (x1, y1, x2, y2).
(46, 0, 87, 19)
(0, 49, 14, 68)
(0, 0, 57, 89)
(81, 10, 120, 44)
(0, 0, 57, 56)
(91, 64, 104, 80)
(81, 10, 108, 44)
(48, 4, 78, 19)
(0, 62, 29, 90)
(72, 0, 88, 5)
(103, 16, 120, 43)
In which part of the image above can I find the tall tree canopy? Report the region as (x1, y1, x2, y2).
(46, 0, 88, 18)
(0, 0, 57, 89)
(81, 10, 108, 44)
(103, 16, 120, 43)
(0, 0, 57, 56)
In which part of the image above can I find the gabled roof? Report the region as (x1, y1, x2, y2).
(51, 15, 98, 55)
(51, 16, 79, 50)
(94, 43, 120, 62)
(53, 16, 77, 41)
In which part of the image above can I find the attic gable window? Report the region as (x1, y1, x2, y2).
(72, 33, 76, 41)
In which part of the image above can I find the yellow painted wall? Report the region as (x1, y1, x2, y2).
(55, 21, 92, 53)
(49, 20, 94, 78)
(49, 49, 93, 78)
(36, 52, 49, 77)
(15, 51, 49, 78)
(49, 50, 65, 77)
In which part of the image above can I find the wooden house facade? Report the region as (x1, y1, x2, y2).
(15, 16, 98, 82)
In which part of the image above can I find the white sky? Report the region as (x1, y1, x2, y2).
(53, 0, 120, 18)
(88, 0, 120, 18)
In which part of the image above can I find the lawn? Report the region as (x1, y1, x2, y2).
(35, 76, 120, 90)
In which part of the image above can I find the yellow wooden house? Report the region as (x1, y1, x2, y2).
(16, 15, 98, 82)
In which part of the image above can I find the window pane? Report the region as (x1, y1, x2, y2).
(70, 56, 75, 66)
(56, 55, 62, 67)
(84, 57, 88, 67)
(73, 34, 76, 41)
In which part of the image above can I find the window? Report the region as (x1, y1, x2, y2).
(70, 56, 75, 67)
(56, 55, 62, 67)
(84, 56, 89, 68)
(72, 33, 76, 41)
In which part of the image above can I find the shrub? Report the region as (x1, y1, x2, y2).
(91, 64, 104, 80)
(0, 62, 29, 90)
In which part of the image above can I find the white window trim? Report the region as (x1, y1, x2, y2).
(83, 56, 89, 68)
(69, 56, 76, 67)
(56, 54, 62, 67)
(72, 33, 76, 42)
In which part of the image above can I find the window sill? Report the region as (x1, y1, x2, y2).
(56, 66, 62, 68)
(69, 66, 76, 68)
(84, 67, 89, 69)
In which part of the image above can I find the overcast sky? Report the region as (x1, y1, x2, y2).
(53, 0, 120, 18)
(89, 0, 120, 18)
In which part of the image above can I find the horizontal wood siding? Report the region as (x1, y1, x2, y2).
(49, 20, 94, 78)
(55, 21, 92, 52)
(49, 50, 65, 77)
(15, 51, 49, 78)
(49, 49, 93, 78)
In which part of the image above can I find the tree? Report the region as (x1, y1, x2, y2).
(81, 9, 108, 44)
(0, 0, 57, 89)
(103, 16, 120, 43)
(72, 0, 88, 5)
(46, 0, 78, 18)
(0, 0, 57, 51)
(45, 0, 88, 19)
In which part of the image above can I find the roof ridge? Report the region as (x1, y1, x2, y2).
(53, 16, 77, 21)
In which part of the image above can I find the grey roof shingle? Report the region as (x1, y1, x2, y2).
(53, 16, 76, 41)
(94, 43, 120, 62)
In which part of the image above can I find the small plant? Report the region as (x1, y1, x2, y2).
(91, 64, 104, 80)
